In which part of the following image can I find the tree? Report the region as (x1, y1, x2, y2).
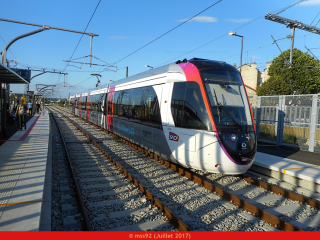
(257, 48, 320, 96)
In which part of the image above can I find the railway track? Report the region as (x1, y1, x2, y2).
(49, 106, 320, 231)
(49, 107, 179, 231)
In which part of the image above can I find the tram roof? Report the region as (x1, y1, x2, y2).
(109, 62, 183, 87)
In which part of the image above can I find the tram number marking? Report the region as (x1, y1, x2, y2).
(169, 132, 179, 142)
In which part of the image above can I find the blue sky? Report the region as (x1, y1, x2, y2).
(1, 0, 320, 98)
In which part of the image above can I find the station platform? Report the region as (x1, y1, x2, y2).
(0, 110, 51, 231)
(252, 144, 320, 194)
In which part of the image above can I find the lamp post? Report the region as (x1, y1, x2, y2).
(228, 31, 243, 73)
(145, 65, 153, 69)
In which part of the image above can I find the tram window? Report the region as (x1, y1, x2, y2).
(90, 94, 97, 111)
(130, 88, 144, 120)
(142, 86, 161, 127)
(115, 90, 131, 117)
(94, 95, 99, 112)
(171, 82, 186, 127)
(81, 96, 87, 110)
(113, 87, 161, 129)
(171, 82, 212, 130)
(114, 91, 121, 116)
(182, 82, 211, 130)
(98, 94, 106, 113)
(107, 93, 114, 115)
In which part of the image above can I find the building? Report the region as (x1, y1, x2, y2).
(236, 62, 271, 96)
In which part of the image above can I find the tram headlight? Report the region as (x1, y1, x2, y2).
(231, 134, 238, 141)
(221, 133, 239, 151)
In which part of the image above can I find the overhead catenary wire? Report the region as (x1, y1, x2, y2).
(62, 0, 310, 95)
(110, 0, 223, 66)
(153, 0, 310, 68)
(55, 0, 102, 85)
(310, 10, 320, 25)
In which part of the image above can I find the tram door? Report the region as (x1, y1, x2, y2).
(107, 92, 114, 131)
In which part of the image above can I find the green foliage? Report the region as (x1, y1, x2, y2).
(257, 49, 320, 96)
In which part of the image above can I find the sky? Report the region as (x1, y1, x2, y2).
(1, 0, 320, 98)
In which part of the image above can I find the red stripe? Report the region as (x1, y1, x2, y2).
(0, 113, 42, 142)
(178, 62, 217, 132)
(240, 75, 256, 131)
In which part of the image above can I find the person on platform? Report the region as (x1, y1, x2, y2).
(16, 100, 27, 130)
(9, 107, 16, 125)
(36, 102, 40, 114)
(27, 100, 33, 116)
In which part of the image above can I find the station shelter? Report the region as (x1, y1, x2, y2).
(0, 62, 30, 139)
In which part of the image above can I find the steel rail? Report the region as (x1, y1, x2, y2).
(55, 106, 320, 231)
(48, 108, 92, 231)
(241, 174, 320, 211)
(50, 106, 192, 231)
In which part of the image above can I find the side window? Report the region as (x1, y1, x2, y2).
(142, 86, 161, 127)
(114, 91, 121, 116)
(130, 88, 144, 119)
(182, 82, 212, 130)
(114, 90, 131, 117)
(107, 93, 114, 115)
(95, 95, 99, 112)
(171, 82, 186, 127)
(81, 96, 87, 110)
(90, 95, 97, 111)
(100, 94, 106, 113)
(121, 90, 131, 117)
(171, 82, 212, 130)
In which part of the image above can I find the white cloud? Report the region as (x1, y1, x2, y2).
(178, 16, 218, 22)
(251, 56, 260, 59)
(225, 18, 252, 23)
(299, 0, 320, 5)
(109, 36, 130, 40)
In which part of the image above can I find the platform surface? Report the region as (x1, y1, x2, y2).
(0, 111, 50, 231)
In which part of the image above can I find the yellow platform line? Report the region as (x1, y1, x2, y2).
(0, 200, 42, 207)
(283, 165, 320, 174)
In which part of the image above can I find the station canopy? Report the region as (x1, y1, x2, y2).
(0, 62, 30, 84)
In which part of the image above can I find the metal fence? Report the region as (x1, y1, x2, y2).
(249, 94, 320, 153)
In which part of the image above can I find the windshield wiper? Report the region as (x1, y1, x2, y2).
(211, 87, 221, 121)
(218, 103, 242, 131)
(211, 87, 242, 131)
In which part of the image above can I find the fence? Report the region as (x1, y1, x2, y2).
(249, 94, 320, 153)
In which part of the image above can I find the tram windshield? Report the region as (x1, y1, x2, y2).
(201, 68, 253, 128)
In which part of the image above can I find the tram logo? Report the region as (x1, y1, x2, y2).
(169, 132, 179, 142)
